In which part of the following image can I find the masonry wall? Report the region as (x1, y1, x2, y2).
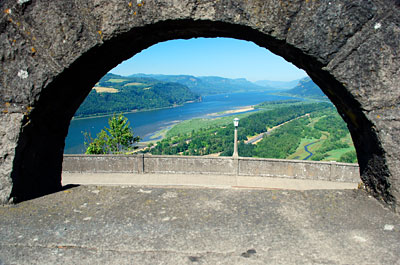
(63, 155, 360, 183)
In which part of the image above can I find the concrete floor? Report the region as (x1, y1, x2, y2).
(0, 182, 399, 264)
(62, 172, 358, 190)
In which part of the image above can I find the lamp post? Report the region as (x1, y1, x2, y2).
(233, 118, 239, 158)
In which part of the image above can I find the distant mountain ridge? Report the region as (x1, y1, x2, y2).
(284, 77, 327, 99)
(75, 73, 200, 117)
(254, 79, 302, 90)
(76, 73, 326, 117)
(130, 74, 274, 95)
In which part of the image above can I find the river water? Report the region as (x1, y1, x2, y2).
(64, 91, 296, 154)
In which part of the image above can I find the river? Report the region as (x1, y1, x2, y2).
(303, 140, 321, 160)
(64, 91, 297, 154)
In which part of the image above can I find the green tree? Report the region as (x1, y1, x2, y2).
(338, 150, 357, 163)
(83, 130, 108, 154)
(84, 114, 140, 154)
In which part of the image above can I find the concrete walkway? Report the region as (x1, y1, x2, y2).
(62, 172, 358, 190)
(0, 185, 399, 264)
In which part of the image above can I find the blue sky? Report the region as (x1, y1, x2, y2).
(110, 37, 307, 82)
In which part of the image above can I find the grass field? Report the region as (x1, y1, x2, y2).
(166, 111, 256, 138)
(286, 136, 355, 162)
(342, 133, 355, 145)
(286, 115, 328, 160)
(254, 99, 327, 111)
(123, 82, 145, 86)
(279, 112, 356, 162)
(325, 147, 355, 161)
(108, 78, 128, 83)
(93, 87, 119, 93)
(287, 138, 318, 160)
(306, 135, 326, 154)
(324, 134, 356, 161)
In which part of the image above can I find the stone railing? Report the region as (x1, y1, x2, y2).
(63, 155, 360, 183)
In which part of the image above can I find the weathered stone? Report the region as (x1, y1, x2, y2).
(0, 113, 23, 203)
(1, 186, 400, 264)
(0, 0, 399, 210)
(62, 154, 361, 183)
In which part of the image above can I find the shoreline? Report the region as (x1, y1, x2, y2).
(72, 99, 201, 121)
(140, 105, 256, 146)
(206, 105, 255, 117)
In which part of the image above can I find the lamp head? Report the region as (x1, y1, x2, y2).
(233, 118, 239, 127)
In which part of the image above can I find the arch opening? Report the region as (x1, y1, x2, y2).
(65, 37, 311, 155)
(3, 18, 396, 209)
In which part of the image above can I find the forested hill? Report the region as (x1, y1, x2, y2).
(285, 77, 327, 99)
(74, 73, 200, 117)
(130, 74, 273, 95)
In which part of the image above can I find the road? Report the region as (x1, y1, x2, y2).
(245, 113, 310, 145)
(245, 132, 267, 144)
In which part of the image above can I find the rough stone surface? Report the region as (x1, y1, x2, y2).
(0, 186, 399, 264)
(0, 0, 399, 209)
(0, 113, 23, 203)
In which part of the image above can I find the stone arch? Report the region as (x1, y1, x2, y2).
(0, 0, 399, 210)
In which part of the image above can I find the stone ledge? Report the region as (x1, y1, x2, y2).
(63, 154, 360, 183)
(0, 186, 399, 264)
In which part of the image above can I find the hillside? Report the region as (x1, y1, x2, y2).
(75, 73, 200, 117)
(130, 74, 273, 95)
(285, 77, 327, 99)
(254, 79, 301, 90)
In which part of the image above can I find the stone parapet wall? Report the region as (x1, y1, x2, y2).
(144, 155, 237, 176)
(63, 155, 360, 183)
(62, 155, 142, 173)
(238, 157, 359, 183)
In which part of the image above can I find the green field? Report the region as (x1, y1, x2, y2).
(287, 138, 319, 160)
(325, 148, 355, 161)
(166, 111, 256, 138)
(254, 99, 307, 110)
(108, 78, 128, 83)
(285, 114, 356, 162)
(123, 82, 146, 87)
(324, 134, 355, 161)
